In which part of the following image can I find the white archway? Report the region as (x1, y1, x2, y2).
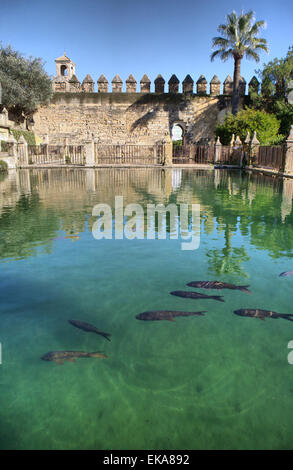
(171, 122, 186, 144)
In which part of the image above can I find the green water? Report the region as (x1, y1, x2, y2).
(1, 167, 293, 450)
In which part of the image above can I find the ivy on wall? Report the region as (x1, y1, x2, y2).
(10, 129, 36, 145)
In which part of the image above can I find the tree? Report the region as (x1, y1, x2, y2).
(0, 44, 52, 124)
(211, 10, 268, 115)
(251, 46, 293, 136)
(257, 46, 293, 98)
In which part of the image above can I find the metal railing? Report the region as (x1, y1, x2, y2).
(94, 144, 164, 165)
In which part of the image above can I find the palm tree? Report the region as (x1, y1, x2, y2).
(211, 10, 268, 114)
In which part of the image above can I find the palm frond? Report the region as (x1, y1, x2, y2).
(238, 10, 254, 34)
(210, 49, 233, 62)
(227, 25, 237, 39)
(220, 50, 234, 62)
(245, 49, 260, 62)
(254, 44, 269, 53)
(211, 36, 230, 48)
(227, 11, 238, 27)
(217, 24, 228, 34)
(210, 50, 222, 62)
(249, 20, 266, 37)
(255, 37, 268, 45)
(210, 50, 221, 62)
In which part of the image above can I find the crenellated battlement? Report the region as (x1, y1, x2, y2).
(53, 53, 260, 96)
(53, 71, 260, 96)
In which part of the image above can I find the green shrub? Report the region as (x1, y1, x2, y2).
(0, 160, 8, 172)
(266, 134, 286, 145)
(216, 108, 284, 145)
(1, 141, 8, 152)
(10, 129, 36, 145)
(172, 140, 183, 147)
(65, 155, 71, 164)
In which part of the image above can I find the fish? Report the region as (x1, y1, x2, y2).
(65, 235, 80, 241)
(187, 281, 251, 294)
(68, 320, 111, 341)
(279, 270, 293, 277)
(234, 309, 293, 322)
(170, 290, 224, 302)
(41, 350, 107, 365)
(136, 310, 206, 322)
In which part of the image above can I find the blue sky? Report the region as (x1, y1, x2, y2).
(0, 0, 292, 92)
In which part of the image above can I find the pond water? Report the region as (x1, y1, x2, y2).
(1, 168, 293, 450)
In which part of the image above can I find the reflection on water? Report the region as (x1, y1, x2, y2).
(1, 168, 293, 450)
(1, 168, 293, 270)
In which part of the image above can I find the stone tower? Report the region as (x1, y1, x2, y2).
(53, 53, 76, 92)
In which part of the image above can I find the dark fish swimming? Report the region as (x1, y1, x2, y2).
(234, 309, 293, 322)
(41, 351, 108, 365)
(170, 290, 224, 302)
(279, 270, 293, 277)
(187, 281, 251, 294)
(136, 310, 206, 322)
(68, 320, 111, 341)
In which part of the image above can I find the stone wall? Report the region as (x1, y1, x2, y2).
(33, 92, 232, 145)
(0, 107, 28, 145)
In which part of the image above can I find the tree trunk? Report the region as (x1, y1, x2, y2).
(232, 56, 242, 115)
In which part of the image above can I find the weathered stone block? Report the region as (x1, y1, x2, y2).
(182, 75, 194, 94)
(223, 75, 233, 95)
(239, 76, 246, 96)
(140, 74, 151, 93)
(126, 74, 137, 93)
(69, 75, 81, 93)
(154, 75, 165, 93)
(112, 75, 123, 93)
(210, 75, 221, 95)
(82, 74, 95, 93)
(196, 75, 207, 94)
(97, 75, 109, 93)
(168, 74, 179, 93)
